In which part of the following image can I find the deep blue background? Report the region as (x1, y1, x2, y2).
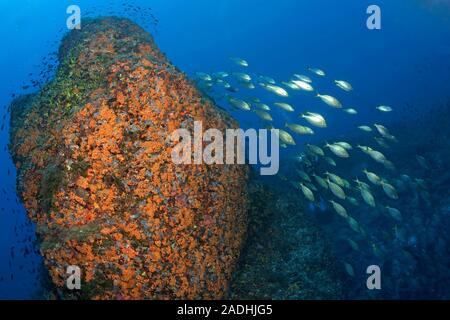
(1, 0, 450, 299)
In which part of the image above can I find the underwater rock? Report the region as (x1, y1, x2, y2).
(9, 17, 249, 299)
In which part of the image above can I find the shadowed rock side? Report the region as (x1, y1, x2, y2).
(9, 17, 249, 299)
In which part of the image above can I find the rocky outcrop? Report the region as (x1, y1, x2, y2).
(229, 179, 343, 299)
(9, 17, 249, 299)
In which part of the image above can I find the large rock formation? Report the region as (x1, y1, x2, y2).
(9, 17, 249, 299)
(229, 179, 343, 300)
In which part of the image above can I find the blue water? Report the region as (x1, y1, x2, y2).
(1, 0, 450, 299)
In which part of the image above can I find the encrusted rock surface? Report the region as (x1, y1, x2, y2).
(9, 17, 249, 299)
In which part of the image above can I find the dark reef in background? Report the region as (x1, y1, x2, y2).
(9, 17, 249, 299)
(229, 176, 343, 299)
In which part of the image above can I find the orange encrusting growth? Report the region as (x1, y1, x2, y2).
(10, 17, 249, 299)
